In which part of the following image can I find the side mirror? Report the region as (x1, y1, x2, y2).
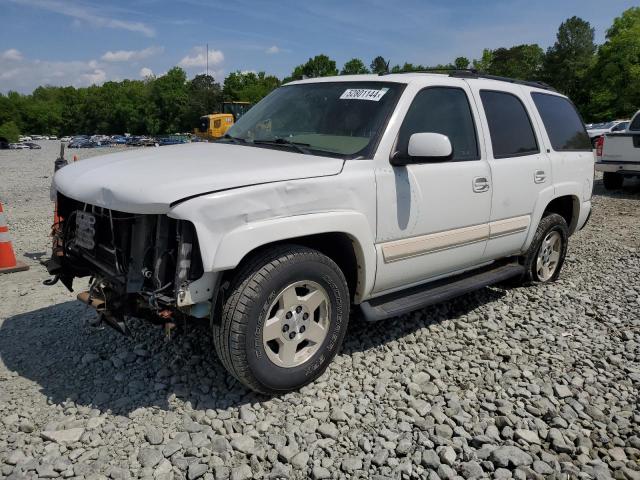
(392, 132, 453, 165)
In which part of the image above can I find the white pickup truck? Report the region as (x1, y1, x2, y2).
(46, 72, 594, 393)
(595, 109, 640, 190)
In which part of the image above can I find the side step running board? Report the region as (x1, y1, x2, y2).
(360, 262, 524, 322)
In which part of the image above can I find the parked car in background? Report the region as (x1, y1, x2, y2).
(60, 136, 72, 142)
(0, 137, 9, 149)
(68, 139, 98, 148)
(49, 135, 58, 140)
(19, 136, 33, 142)
(9, 143, 30, 149)
(595, 109, 640, 189)
(587, 120, 630, 145)
(47, 72, 593, 393)
(21, 142, 42, 149)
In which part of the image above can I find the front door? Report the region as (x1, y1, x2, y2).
(373, 85, 492, 294)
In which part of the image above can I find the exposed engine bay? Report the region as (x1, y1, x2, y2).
(45, 193, 209, 334)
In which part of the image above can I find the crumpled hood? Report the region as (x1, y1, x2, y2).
(53, 142, 344, 213)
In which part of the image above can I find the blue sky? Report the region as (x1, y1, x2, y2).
(0, 0, 636, 93)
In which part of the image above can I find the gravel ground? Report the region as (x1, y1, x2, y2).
(0, 142, 638, 480)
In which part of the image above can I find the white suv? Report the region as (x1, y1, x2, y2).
(47, 72, 594, 393)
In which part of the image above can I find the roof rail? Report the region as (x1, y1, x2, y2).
(381, 68, 556, 92)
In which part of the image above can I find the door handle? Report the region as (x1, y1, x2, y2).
(473, 177, 490, 193)
(534, 170, 546, 184)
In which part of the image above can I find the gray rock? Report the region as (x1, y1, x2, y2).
(422, 449, 440, 469)
(145, 427, 163, 445)
(311, 466, 330, 480)
(439, 446, 456, 466)
(138, 449, 164, 469)
(460, 461, 484, 479)
(514, 429, 541, 445)
(317, 423, 339, 439)
(291, 452, 309, 470)
(41, 429, 84, 444)
(230, 465, 252, 480)
(341, 456, 363, 472)
(490, 446, 533, 468)
(553, 384, 572, 398)
(532, 460, 553, 475)
(230, 436, 255, 454)
(188, 463, 207, 480)
(163, 441, 182, 458)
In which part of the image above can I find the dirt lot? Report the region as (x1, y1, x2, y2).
(0, 142, 638, 480)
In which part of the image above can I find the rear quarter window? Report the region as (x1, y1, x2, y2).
(531, 93, 591, 151)
(630, 113, 640, 132)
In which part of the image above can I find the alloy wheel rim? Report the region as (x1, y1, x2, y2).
(536, 231, 562, 281)
(262, 280, 330, 368)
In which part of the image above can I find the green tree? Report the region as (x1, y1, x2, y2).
(454, 57, 470, 69)
(341, 58, 369, 75)
(485, 44, 545, 79)
(588, 7, 640, 119)
(543, 17, 596, 109)
(370, 56, 389, 74)
(223, 71, 280, 103)
(472, 49, 493, 72)
(0, 120, 20, 142)
(184, 74, 223, 127)
(284, 55, 338, 82)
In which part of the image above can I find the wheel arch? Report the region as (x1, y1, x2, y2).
(543, 194, 581, 234)
(212, 213, 376, 303)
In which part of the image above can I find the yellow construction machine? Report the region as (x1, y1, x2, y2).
(194, 101, 252, 140)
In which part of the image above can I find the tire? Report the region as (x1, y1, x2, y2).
(603, 172, 623, 190)
(521, 213, 569, 284)
(212, 244, 350, 394)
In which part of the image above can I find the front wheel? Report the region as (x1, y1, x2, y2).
(521, 213, 569, 284)
(212, 245, 350, 394)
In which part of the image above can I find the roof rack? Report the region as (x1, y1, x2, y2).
(380, 68, 556, 92)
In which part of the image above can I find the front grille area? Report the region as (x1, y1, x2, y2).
(55, 193, 203, 303)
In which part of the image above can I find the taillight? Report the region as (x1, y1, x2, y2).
(595, 136, 604, 157)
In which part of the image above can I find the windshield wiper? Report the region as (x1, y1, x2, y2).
(220, 134, 247, 144)
(252, 137, 312, 155)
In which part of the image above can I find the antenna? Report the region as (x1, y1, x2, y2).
(206, 43, 209, 77)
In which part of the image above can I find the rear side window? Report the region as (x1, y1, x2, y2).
(531, 93, 591, 151)
(480, 90, 538, 158)
(396, 87, 479, 161)
(630, 114, 640, 132)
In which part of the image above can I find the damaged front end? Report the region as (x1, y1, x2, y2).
(45, 193, 215, 334)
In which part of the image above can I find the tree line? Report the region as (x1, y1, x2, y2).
(1, 7, 638, 142)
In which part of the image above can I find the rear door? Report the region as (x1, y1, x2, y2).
(467, 81, 553, 259)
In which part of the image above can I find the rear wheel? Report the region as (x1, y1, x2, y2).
(212, 245, 349, 394)
(521, 213, 569, 284)
(603, 172, 623, 190)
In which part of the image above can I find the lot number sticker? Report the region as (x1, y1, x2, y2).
(340, 88, 388, 101)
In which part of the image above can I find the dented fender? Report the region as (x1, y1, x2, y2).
(168, 161, 378, 301)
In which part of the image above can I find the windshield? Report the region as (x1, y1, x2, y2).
(223, 81, 404, 158)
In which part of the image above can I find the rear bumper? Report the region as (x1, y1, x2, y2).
(595, 160, 640, 175)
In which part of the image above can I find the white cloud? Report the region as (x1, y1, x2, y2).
(1, 49, 23, 61)
(178, 46, 224, 68)
(7, 0, 155, 37)
(139, 67, 154, 78)
(102, 46, 163, 62)
(265, 45, 280, 54)
(0, 53, 111, 92)
(81, 69, 107, 86)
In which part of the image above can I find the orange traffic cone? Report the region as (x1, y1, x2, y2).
(0, 202, 29, 274)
